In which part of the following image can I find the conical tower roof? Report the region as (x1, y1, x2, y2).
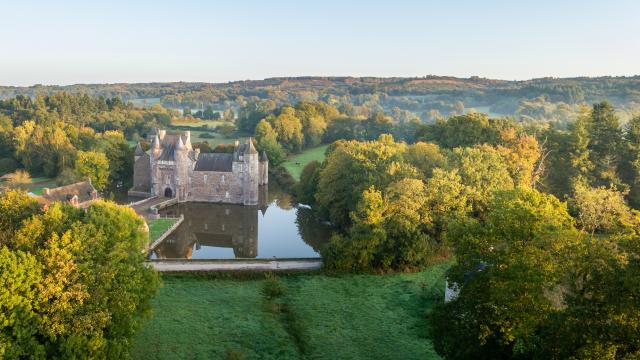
(135, 142, 145, 156)
(176, 135, 186, 150)
(260, 150, 268, 162)
(246, 137, 258, 154)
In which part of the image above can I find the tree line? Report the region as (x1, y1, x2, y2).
(292, 102, 640, 359)
(0, 93, 179, 191)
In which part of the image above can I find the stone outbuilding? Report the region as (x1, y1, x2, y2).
(39, 180, 99, 209)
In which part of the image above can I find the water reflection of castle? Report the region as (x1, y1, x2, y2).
(152, 186, 268, 259)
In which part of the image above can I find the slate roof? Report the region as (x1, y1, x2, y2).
(41, 181, 97, 204)
(194, 153, 233, 172)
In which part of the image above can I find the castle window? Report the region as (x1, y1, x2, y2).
(225, 191, 229, 198)
(204, 175, 208, 184)
(221, 175, 225, 183)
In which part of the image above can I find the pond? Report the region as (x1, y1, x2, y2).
(148, 186, 333, 260)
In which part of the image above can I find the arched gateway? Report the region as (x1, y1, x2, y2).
(164, 187, 173, 198)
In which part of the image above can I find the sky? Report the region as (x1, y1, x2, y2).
(1, 0, 639, 86)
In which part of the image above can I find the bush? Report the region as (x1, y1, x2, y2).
(260, 273, 286, 300)
(199, 132, 216, 139)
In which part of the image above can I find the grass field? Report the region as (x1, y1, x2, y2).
(28, 177, 56, 195)
(131, 262, 449, 360)
(170, 119, 226, 128)
(283, 145, 329, 180)
(148, 218, 179, 242)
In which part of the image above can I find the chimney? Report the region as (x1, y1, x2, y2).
(158, 129, 166, 140)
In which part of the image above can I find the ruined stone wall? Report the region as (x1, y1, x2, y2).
(187, 171, 244, 203)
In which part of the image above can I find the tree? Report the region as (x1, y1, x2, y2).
(534, 234, 640, 359)
(0, 190, 42, 246)
(621, 115, 640, 207)
(295, 160, 321, 206)
(74, 151, 109, 191)
(0, 193, 160, 358)
(404, 142, 447, 179)
(588, 102, 622, 188)
(363, 111, 393, 140)
(254, 119, 286, 166)
(571, 183, 639, 235)
(451, 145, 514, 213)
(0, 247, 44, 358)
(496, 129, 541, 187)
(415, 113, 512, 149)
(430, 187, 580, 359)
(568, 106, 594, 187)
(100, 131, 133, 189)
(270, 106, 304, 152)
(316, 135, 415, 228)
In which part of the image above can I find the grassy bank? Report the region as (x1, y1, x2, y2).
(131, 262, 450, 359)
(283, 144, 329, 180)
(148, 218, 179, 242)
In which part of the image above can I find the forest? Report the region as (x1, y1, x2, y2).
(3, 76, 640, 127)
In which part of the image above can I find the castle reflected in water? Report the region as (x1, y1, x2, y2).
(151, 186, 268, 259)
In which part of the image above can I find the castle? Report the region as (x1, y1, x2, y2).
(129, 129, 268, 205)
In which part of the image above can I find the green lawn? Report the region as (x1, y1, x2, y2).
(148, 218, 179, 242)
(283, 145, 329, 180)
(28, 177, 56, 195)
(131, 262, 449, 360)
(171, 119, 226, 128)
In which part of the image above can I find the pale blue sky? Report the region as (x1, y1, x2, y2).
(2, 0, 639, 86)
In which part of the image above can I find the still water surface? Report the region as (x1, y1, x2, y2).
(148, 186, 332, 260)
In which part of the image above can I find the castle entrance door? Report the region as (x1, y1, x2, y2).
(164, 187, 173, 198)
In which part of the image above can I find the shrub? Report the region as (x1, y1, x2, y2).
(260, 273, 286, 300)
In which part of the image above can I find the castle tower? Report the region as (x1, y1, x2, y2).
(150, 135, 162, 196)
(134, 142, 144, 162)
(174, 135, 190, 201)
(243, 138, 259, 205)
(259, 150, 269, 185)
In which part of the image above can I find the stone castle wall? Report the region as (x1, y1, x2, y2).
(132, 154, 151, 193)
(187, 171, 245, 203)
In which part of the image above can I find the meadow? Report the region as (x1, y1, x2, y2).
(282, 145, 329, 180)
(131, 262, 449, 360)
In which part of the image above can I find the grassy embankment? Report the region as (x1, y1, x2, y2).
(131, 261, 450, 360)
(282, 144, 329, 181)
(147, 218, 179, 242)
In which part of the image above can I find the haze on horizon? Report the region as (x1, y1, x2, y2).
(2, 0, 639, 87)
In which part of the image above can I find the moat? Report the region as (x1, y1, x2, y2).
(148, 186, 332, 260)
